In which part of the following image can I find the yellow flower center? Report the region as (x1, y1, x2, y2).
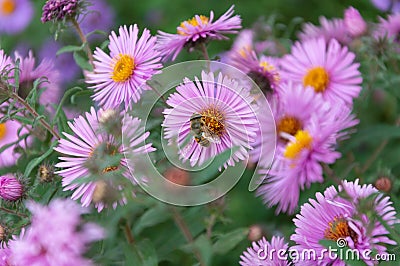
(324, 216, 358, 244)
(303, 67, 329, 93)
(259, 61, 281, 82)
(0, 123, 6, 140)
(177, 15, 209, 35)
(201, 107, 225, 137)
(284, 130, 312, 159)
(88, 142, 120, 173)
(1, 0, 15, 15)
(277, 116, 302, 136)
(112, 54, 135, 82)
(238, 45, 252, 58)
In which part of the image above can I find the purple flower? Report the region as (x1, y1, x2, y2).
(344, 7, 367, 37)
(14, 51, 61, 107)
(157, 5, 241, 61)
(256, 84, 359, 214)
(80, 0, 114, 40)
(0, 0, 33, 35)
(280, 38, 362, 105)
(39, 39, 80, 85)
(0, 174, 23, 201)
(0, 113, 30, 168)
(298, 17, 351, 45)
(371, 0, 400, 12)
(239, 236, 289, 266)
(86, 25, 162, 109)
(9, 199, 104, 266)
(291, 180, 398, 265)
(54, 107, 155, 211)
(376, 13, 400, 42)
(41, 0, 79, 23)
(162, 71, 259, 168)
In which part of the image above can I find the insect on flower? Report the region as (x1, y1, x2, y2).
(189, 112, 222, 148)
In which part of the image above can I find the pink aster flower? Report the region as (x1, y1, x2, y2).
(257, 99, 358, 214)
(239, 236, 290, 266)
(280, 38, 362, 105)
(9, 199, 104, 266)
(0, 114, 30, 168)
(291, 180, 398, 265)
(0, 174, 24, 201)
(298, 16, 351, 45)
(376, 13, 400, 42)
(0, 0, 33, 35)
(14, 51, 61, 107)
(156, 5, 241, 61)
(162, 71, 259, 168)
(87, 24, 162, 109)
(344, 6, 367, 37)
(0, 49, 13, 79)
(54, 107, 155, 211)
(371, 0, 400, 12)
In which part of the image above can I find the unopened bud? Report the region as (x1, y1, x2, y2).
(375, 176, 392, 193)
(248, 224, 264, 242)
(92, 180, 119, 205)
(99, 109, 122, 137)
(38, 164, 55, 183)
(0, 224, 5, 241)
(0, 174, 24, 201)
(344, 6, 367, 37)
(164, 167, 190, 186)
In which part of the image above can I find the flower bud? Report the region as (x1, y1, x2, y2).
(0, 224, 5, 241)
(92, 180, 119, 205)
(374, 176, 392, 193)
(164, 167, 190, 186)
(344, 7, 367, 37)
(248, 224, 264, 242)
(38, 164, 55, 183)
(41, 0, 79, 23)
(0, 174, 24, 201)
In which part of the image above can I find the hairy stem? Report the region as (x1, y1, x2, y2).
(10, 91, 61, 140)
(170, 207, 205, 266)
(123, 222, 135, 244)
(200, 43, 210, 61)
(71, 18, 94, 68)
(0, 206, 28, 218)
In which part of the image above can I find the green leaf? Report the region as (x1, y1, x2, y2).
(342, 124, 400, 153)
(51, 86, 83, 125)
(73, 51, 93, 71)
(133, 204, 170, 235)
(86, 30, 107, 38)
(180, 234, 212, 266)
(212, 228, 248, 255)
(56, 44, 84, 55)
(24, 142, 57, 177)
(124, 239, 158, 266)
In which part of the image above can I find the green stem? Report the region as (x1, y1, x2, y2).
(10, 91, 61, 140)
(0, 206, 28, 218)
(71, 18, 94, 68)
(169, 207, 206, 266)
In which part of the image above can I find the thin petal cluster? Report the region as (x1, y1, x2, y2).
(9, 199, 105, 266)
(162, 71, 259, 168)
(291, 180, 398, 265)
(157, 5, 241, 61)
(54, 107, 155, 211)
(280, 37, 362, 105)
(239, 236, 289, 266)
(87, 24, 162, 109)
